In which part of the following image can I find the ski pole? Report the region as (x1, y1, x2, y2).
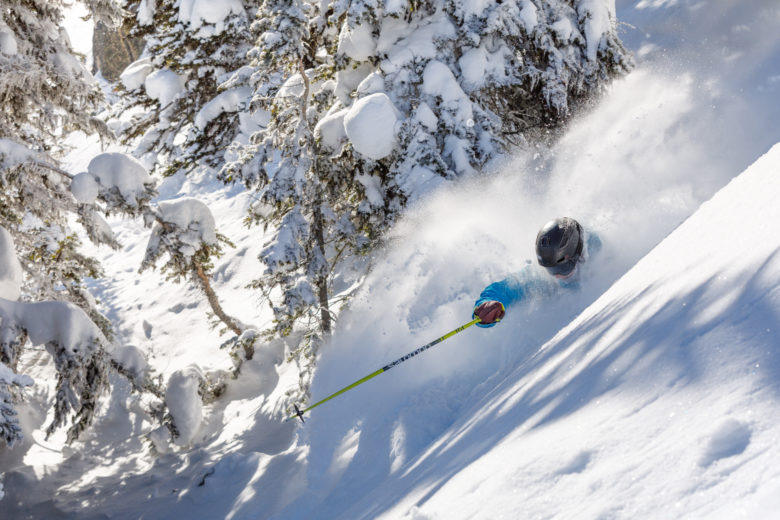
(286, 316, 482, 422)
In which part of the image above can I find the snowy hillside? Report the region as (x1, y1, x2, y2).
(2, 1, 780, 519)
(312, 142, 780, 520)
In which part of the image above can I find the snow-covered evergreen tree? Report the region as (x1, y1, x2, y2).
(0, 226, 31, 448)
(0, 1, 162, 446)
(219, 0, 378, 403)
(221, 0, 631, 406)
(325, 0, 633, 186)
(0, 2, 246, 447)
(117, 0, 260, 177)
(0, 0, 116, 334)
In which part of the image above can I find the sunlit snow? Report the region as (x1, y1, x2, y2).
(2, 1, 780, 519)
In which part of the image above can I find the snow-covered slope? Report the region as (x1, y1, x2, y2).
(320, 142, 780, 520)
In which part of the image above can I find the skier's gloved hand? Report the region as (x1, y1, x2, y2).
(473, 300, 505, 325)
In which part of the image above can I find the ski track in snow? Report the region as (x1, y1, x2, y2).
(4, 1, 780, 519)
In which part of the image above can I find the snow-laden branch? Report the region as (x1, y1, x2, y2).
(0, 226, 108, 445)
(23, 161, 75, 180)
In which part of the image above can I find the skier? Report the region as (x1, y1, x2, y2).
(472, 217, 601, 327)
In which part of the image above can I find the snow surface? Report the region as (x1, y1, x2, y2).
(355, 142, 780, 520)
(3, 1, 780, 519)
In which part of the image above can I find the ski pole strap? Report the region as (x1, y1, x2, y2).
(286, 316, 482, 422)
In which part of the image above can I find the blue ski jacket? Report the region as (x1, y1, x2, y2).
(473, 232, 602, 327)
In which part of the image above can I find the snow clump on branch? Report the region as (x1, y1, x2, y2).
(72, 152, 155, 209)
(343, 93, 400, 160)
(178, 0, 245, 36)
(0, 138, 39, 171)
(145, 198, 219, 263)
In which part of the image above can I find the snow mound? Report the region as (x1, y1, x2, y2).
(0, 300, 103, 352)
(699, 419, 752, 467)
(70, 171, 100, 203)
(314, 108, 348, 151)
(165, 365, 204, 446)
(421, 60, 472, 123)
(0, 138, 37, 170)
(338, 22, 376, 62)
(356, 72, 385, 97)
(137, 0, 155, 26)
(578, 0, 616, 61)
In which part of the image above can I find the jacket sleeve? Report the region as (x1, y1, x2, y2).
(586, 232, 602, 257)
(472, 274, 527, 328)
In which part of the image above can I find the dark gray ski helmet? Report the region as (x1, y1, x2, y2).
(535, 217, 584, 277)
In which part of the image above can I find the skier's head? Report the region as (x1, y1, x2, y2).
(535, 217, 584, 279)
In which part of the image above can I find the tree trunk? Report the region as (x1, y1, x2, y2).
(298, 58, 332, 336)
(194, 261, 243, 336)
(311, 201, 331, 335)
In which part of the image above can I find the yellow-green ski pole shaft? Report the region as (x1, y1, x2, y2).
(287, 317, 482, 422)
